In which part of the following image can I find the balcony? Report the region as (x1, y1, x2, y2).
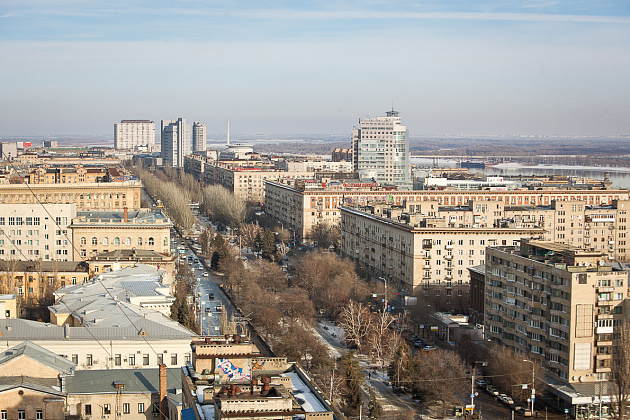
(445, 254, 453, 260)
(445, 243, 454, 249)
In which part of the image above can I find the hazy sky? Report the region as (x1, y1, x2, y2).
(1, 1, 629, 137)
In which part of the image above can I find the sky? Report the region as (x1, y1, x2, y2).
(1, 1, 630, 138)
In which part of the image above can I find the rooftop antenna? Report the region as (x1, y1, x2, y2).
(227, 120, 230, 146)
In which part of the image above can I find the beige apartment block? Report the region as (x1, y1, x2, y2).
(0, 181, 142, 210)
(265, 180, 628, 244)
(485, 240, 627, 412)
(0, 203, 76, 261)
(27, 164, 108, 184)
(340, 203, 546, 294)
(70, 209, 172, 260)
(0, 260, 89, 306)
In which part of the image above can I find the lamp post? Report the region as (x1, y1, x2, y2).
(471, 361, 487, 416)
(523, 359, 535, 414)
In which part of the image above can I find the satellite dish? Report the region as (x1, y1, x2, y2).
(572, 376, 578, 381)
(579, 376, 586, 382)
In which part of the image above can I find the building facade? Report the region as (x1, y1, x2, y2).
(485, 240, 627, 414)
(192, 121, 207, 152)
(0, 203, 76, 261)
(352, 110, 411, 189)
(340, 203, 546, 295)
(70, 209, 172, 260)
(0, 181, 143, 211)
(114, 120, 156, 151)
(264, 180, 629, 245)
(161, 118, 191, 168)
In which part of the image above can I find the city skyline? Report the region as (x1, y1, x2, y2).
(1, 1, 629, 137)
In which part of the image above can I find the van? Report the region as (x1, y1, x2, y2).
(208, 293, 214, 300)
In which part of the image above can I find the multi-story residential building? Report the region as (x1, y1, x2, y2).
(332, 147, 352, 162)
(114, 119, 156, 151)
(352, 109, 411, 189)
(264, 179, 629, 245)
(70, 208, 172, 260)
(340, 202, 546, 297)
(485, 240, 627, 415)
(192, 121, 207, 152)
(0, 181, 143, 211)
(0, 203, 76, 261)
(27, 164, 108, 184)
(0, 260, 89, 306)
(0, 142, 18, 161)
(161, 118, 191, 168)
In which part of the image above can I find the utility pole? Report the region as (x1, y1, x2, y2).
(523, 359, 535, 415)
(471, 361, 487, 416)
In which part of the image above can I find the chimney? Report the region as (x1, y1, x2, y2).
(233, 334, 240, 344)
(159, 364, 167, 420)
(261, 376, 270, 394)
(230, 384, 236, 396)
(251, 378, 257, 395)
(123, 207, 128, 222)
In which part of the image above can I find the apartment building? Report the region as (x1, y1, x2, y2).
(161, 118, 191, 168)
(27, 164, 108, 184)
(114, 119, 156, 151)
(0, 181, 142, 210)
(192, 121, 207, 152)
(0, 203, 76, 261)
(0, 260, 89, 306)
(352, 109, 411, 189)
(485, 240, 627, 414)
(340, 202, 546, 295)
(70, 208, 172, 260)
(264, 179, 628, 244)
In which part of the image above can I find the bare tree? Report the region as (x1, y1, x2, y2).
(239, 223, 262, 251)
(203, 185, 249, 227)
(367, 311, 397, 369)
(340, 300, 372, 352)
(309, 222, 340, 250)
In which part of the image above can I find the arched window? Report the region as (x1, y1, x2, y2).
(114, 237, 120, 245)
(148, 237, 154, 246)
(125, 237, 131, 246)
(102, 237, 108, 246)
(80, 237, 86, 246)
(91, 237, 97, 245)
(163, 237, 168, 246)
(138, 237, 143, 246)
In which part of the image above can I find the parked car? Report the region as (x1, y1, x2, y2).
(516, 408, 532, 416)
(203, 272, 209, 277)
(487, 387, 499, 396)
(497, 394, 508, 404)
(475, 379, 487, 388)
(504, 397, 515, 406)
(422, 345, 436, 351)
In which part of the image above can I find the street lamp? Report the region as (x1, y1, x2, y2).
(471, 361, 487, 416)
(523, 359, 535, 415)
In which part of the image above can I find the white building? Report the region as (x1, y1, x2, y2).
(114, 120, 156, 151)
(0, 203, 76, 261)
(192, 121, 207, 152)
(352, 110, 411, 189)
(161, 118, 191, 168)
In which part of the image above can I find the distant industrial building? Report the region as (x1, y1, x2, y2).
(114, 119, 156, 151)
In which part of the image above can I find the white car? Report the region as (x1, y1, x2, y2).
(202, 272, 209, 277)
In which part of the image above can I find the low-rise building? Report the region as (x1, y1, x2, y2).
(484, 240, 627, 415)
(88, 248, 178, 285)
(70, 208, 172, 260)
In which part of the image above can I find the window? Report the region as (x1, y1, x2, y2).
(163, 237, 168, 246)
(143, 354, 150, 365)
(138, 237, 143, 245)
(103, 404, 111, 415)
(115, 354, 121, 365)
(125, 237, 131, 245)
(102, 237, 108, 245)
(72, 354, 78, 364)
(36, 410, 43, 420)
(91, 237, 97, 245)
(1, 411, 6, 420)
(86, 354, 93, 366)
(129, 354, 135, 365)
(123, 403, 130, 414)
(153, 403, 159, 415)
(18, 411, 25, 420)
(148, 237, 154, 246)
(171, 353, 177, 365)
(138, 403, 145, 413)
(114, 237, 120, 245)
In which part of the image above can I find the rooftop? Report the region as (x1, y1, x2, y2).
(0, 341, 75, 375)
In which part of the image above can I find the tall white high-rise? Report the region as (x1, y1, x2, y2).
(352, 110, 411, 189)
(192, 122, 207, 152)
(113, 120, 155, 151)
(161, 118, 191, 167)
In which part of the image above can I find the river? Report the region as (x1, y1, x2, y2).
(410, 158, 630, 189)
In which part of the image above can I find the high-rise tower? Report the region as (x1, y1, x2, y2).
(114, 120, 155, 151)
(161, 118, 191, 167)
(352, 110, 411, 189)
(192, 122, 207, 152)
